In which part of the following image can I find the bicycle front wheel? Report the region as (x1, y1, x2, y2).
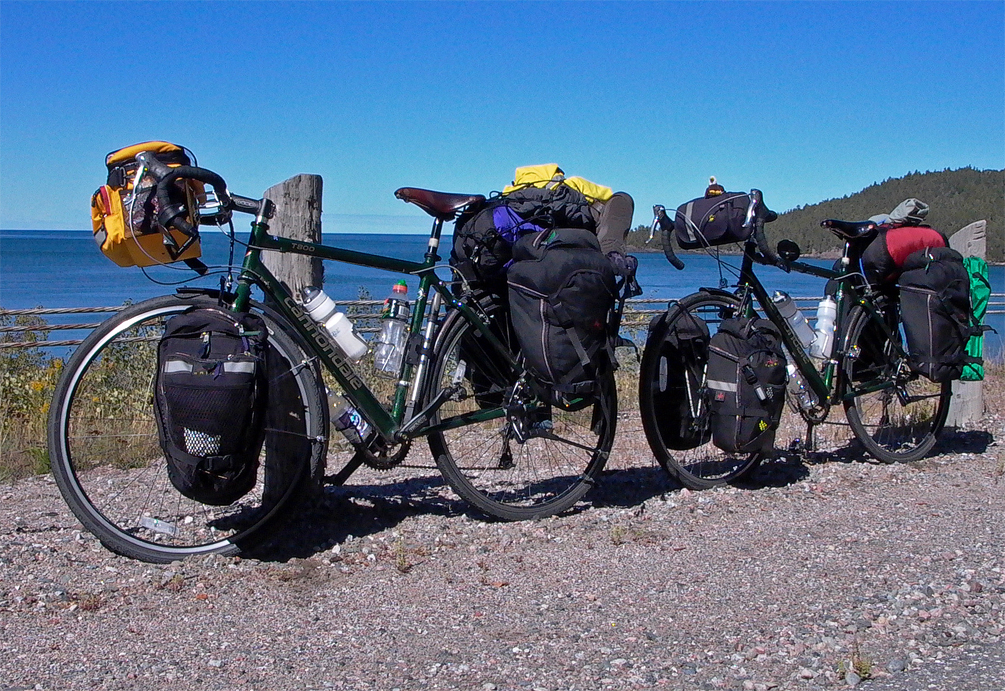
(425, 300, 616, 521)
(47, 293, 329, 563)
(639, 290, 764, 489)
(842, 303, 950, 463)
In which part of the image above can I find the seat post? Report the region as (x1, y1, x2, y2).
(425, 218, 444, 263)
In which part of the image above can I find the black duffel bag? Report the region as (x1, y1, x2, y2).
(706, 317, 787, 454)
(673, 192, 752, 249)
(506, 228, 617, 403)
(154, 307, 268, 505)
(451, 185, 597, 291)
(898, 246, 976, 382)
(645, 308, 712, 450)
(451, 198, 544, 290)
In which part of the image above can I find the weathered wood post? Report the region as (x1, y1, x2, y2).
(946, 219, 986, 427)
(260, 174, 326, 495)
(262, 174, 324, 297)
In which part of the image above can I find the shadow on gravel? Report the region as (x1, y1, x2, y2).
(246, 474, 472, 562)
(245, 430, 995, 562)
(930, 429, 994, 456)
(733, 457, 811, 490)
(589, 466, 680, 509)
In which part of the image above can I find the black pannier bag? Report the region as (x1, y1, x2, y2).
(450, 185, 597, 290)
(673, 192, 752, 249)
(897, 246, 975, 382)
(154, 308, 268, 505)
(507, 228, 617, 402)
(706, 317, 787, 454)
(645, 308, 712, 450)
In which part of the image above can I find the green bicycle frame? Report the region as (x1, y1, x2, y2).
(731, 241, 910, 407)
(227, 216, 516, 444)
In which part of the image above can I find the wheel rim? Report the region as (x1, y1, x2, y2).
(51, 300, 314, 557)
(640, 293, 761, 487)
(843, 307, 949, 461)
(428, 311, 614, 518)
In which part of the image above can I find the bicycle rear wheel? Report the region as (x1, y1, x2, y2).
(842, 303, 950, 463)
(639, 291, 765, 489)
(425, 298, 616, 520)
(47, 293, 328, 563)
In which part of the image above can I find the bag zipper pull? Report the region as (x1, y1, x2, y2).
(742, 364, 768, 401)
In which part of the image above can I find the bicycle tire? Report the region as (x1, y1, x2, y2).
(425, 298, 616, 521)
(47, 293, 329, 563)
(841, 303, 951, 463)
(639, 291, 765, 489)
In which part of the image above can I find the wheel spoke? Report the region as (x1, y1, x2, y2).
(48, 295, 326, 563)
(639, 293, 761, 489)
(842, 302, 949, 463)
(426, 295, 614, 520)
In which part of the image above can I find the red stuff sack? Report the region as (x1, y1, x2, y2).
(861, 224, 948, 285)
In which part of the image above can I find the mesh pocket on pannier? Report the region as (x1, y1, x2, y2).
(154, 309, 268, 506)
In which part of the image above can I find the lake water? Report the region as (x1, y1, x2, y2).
(2, 229, 1002, 357)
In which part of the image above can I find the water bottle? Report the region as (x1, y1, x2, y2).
(772, 291, 815, 350)
(331, 396, 373, 445)
(810, 296, 837, 360)
(301, 286, 368, 361)
(786, 363, 817, 411)
(373, 280, 410, 376)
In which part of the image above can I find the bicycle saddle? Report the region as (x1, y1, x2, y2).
(821, 219, 878, 241)
(395, 187, 486, 221)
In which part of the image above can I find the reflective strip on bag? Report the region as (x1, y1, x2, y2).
(163, 359, 256, 374)
(706, 379, 738, 392)
(163, 359, 193, 374)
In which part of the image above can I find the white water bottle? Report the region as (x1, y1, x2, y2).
(810, 296, 837, 360)
(301, 286, 368, 361)
(373, 281, 410, 376)
(772, 291, 815, 350)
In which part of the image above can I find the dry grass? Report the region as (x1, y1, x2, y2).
(0, 313, 62, 481)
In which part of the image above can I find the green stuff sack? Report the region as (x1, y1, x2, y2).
(961, 256, 992, 381)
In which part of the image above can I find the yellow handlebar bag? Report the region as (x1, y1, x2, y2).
(91, 141, 203, 268)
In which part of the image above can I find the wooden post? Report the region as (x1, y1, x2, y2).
(946, 220, 986, 427)
(260, 174, 326, 495)
(261, 174, 324, 298)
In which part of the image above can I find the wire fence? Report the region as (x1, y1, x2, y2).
(2, 295, 1004, 355)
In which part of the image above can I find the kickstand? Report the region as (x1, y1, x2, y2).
(325, 451, 365, 487)
(804, 421, 816, 453)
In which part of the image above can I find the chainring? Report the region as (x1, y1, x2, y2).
(359, 439, 411, 470)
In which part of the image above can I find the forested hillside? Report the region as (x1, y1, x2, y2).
(627, 168, 1003, 261)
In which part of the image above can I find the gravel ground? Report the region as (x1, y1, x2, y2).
(3, 385, 1003, 691)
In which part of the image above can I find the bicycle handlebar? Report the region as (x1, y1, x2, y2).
(136, 152, 233, 238)
(746, 189, 788, 271)
(650, 205, 685, 270)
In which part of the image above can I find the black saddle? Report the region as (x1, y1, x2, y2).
(821, 219, 878, 241)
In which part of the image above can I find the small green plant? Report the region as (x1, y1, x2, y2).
(609, 524, 628, 546)
(838, 639, 873, 681)
(394, 534, 412, 574)
(75, 592, 103, 611)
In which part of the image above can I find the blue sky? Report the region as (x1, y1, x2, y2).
(1, 0, 1003, 233)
